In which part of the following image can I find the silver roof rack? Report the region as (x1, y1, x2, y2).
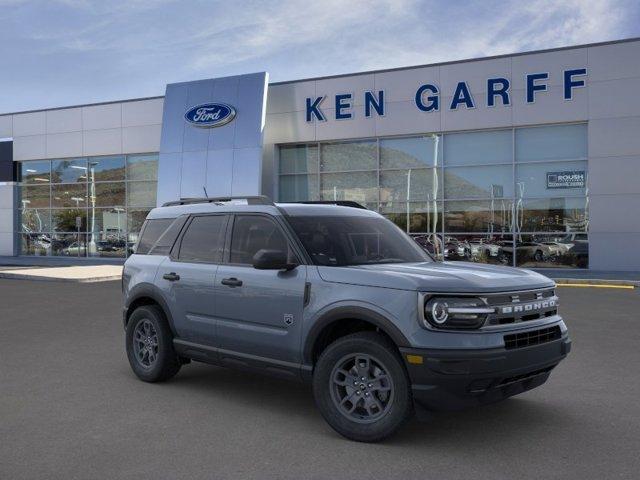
(162, 195, 274, 207)
(284, 200, 368, 210)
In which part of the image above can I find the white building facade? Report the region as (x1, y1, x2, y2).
(1, 38, 639, 270)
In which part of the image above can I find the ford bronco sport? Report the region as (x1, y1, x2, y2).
(122, 196, 570, 442)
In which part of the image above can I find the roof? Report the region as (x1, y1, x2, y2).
(276, 203, 378, 217)
(147, 202, 279, 219)
(146, 201, 378, 219)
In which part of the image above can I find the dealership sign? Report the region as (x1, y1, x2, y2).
(546, 171, 586, 189)
(184, 103, 236, 127)
(305, 68, 587, 122)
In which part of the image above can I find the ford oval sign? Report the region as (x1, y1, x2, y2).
(184, 103, 236, 128)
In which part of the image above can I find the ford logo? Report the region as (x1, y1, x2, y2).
(184, 102, 236, 128)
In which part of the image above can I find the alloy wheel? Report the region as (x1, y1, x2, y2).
(330, 353, 395, 423)
(132, 319, 159, 369)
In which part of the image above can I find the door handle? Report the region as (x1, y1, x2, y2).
(221, 277, 243, 287)
(163, 272, 180, 281)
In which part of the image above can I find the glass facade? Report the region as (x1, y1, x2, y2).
(278, 124, 588, 268)
(18, 154, 158, 258)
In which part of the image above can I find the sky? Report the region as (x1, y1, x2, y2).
(0, 0, 639, 113)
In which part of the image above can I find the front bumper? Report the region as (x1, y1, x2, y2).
(400, 333, 571, 411)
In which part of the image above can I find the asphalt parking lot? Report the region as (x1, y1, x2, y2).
(1, 279, 639, 480)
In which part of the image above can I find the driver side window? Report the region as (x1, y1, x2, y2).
(229, 215, 293, 265)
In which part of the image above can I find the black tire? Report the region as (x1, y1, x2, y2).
(534, 250, 544, 262)
(312, 331, 413, 442)
(125, 305, 181, 382)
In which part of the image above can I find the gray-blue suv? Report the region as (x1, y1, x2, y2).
(122, 196, 570, 442)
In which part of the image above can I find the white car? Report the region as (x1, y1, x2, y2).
(61, 242, 86, 256)
(540, 241, 570, 255)
(468, 239, 500, 258)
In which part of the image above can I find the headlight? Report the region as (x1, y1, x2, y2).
(423, 296, 494, 329)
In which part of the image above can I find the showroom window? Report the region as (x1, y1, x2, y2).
(277, 123, 588, 268)
(18, 153, 158, 258)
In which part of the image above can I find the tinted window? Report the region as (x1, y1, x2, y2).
(92, 156, 125, 181)
(515, 124, 587, 162)
(178, 215, 227, 263)
(287, 215, 430, 266)
(149, 215, 188, 255)
(51, 158, 87, 183)
(136, 218, 173, 254)
(21, 160, 50, 184)
(230, 216, 290, 264)
(444, 130, 512, 166)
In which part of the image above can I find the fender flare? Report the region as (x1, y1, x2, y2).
(125, 283, 177, 336)
(302, 305, 411, 365)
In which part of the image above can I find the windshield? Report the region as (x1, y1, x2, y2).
(287, 215, 432, 266)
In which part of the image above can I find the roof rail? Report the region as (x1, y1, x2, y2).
(287, 200, 368, 210)
(162, 195, 274, 207)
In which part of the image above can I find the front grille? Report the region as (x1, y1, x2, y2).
(486, 288, 555, 305)
(504, 326, 561, 350)
(484, 288, 558, 326)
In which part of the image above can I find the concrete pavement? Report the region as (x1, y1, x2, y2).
(1, 280, 639, 479)
(0, 265, 123, 282)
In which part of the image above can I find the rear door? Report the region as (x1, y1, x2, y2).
(157, 214, 229, 347)
(214, 214, 307, 365)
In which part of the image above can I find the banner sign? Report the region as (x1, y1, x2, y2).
(546, 171, 586, 189)
(305, 68, 587, 121)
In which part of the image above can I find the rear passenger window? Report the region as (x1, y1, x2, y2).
(178, 215, 228, 263)
(136, 218, 173, 254)
(230, 215, 291, 264)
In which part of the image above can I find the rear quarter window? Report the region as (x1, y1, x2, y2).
(149, 216, 188, 255)
(135, 218, 174, 254)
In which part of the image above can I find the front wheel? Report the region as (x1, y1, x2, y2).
(125, 305, 181, 382)
(312, 332, 413, 442)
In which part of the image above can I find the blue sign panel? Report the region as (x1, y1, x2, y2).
(184, 102, 236, 128)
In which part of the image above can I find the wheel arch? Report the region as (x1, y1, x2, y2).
(303, 306, 410, 366)
(125, 284, 176, 336)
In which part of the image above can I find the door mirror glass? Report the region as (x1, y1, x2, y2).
(252, 249, 295, 270)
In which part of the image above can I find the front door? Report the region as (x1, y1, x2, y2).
(157, 214, 229, 346)
(215, 214, 307, 365)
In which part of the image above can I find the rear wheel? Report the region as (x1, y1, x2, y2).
(313, 331, 413, 442)
(126, 305, 181, 382)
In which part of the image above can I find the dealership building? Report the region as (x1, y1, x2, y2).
(1, 37, 639, 270)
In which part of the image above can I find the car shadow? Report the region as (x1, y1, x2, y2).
(145, 362, 573, 445)
(393, 397, 571, 446)
(162, 362, 316, 412)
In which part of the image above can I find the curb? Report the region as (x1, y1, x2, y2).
(554, 278, 638, 288)
(0, 273, 122, 283)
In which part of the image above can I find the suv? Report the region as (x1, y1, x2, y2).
(122, 196, 570, 442)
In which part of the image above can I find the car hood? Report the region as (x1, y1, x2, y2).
(317, 261, 554, 293)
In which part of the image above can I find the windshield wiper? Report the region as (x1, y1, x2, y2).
(347, 258, 410, 265)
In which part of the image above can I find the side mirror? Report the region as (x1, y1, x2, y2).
(252, 249, 296, 270)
